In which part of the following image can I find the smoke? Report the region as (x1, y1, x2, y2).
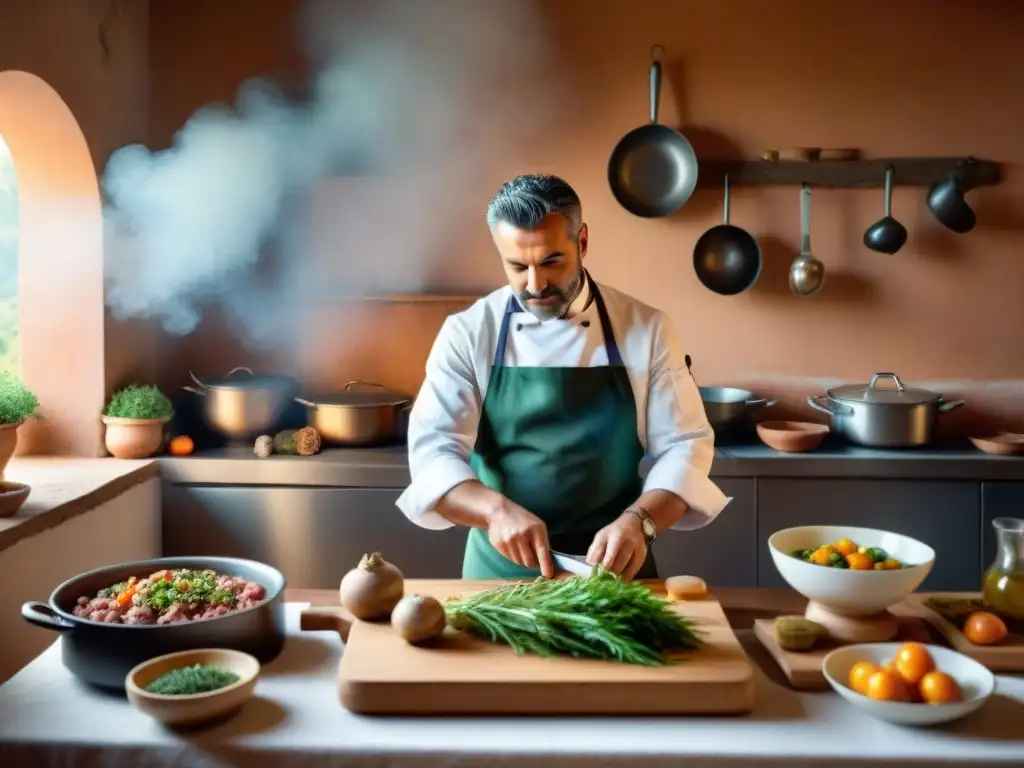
(102, 0, 569, 346)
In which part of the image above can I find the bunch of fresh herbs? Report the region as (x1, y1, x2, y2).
(0, 371, 40, 425)
(103, 384, 173, 420)
(444, 568, 705, 665)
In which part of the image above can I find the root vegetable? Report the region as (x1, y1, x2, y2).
(391, 594, 447, 645)
(339, 552, 404, 620)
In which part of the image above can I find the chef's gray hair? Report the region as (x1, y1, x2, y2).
(486, 174, 583, 242)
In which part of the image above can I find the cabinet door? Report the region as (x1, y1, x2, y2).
(162, 486, 468, 589)
(981, 482, 1024, 574)
(652, 478, 756, 588)
(757, 479, 980, 591)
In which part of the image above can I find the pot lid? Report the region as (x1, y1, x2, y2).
(302, 389, 411, 408)
(191, 368, 296, 391)
(827, 372, 942, 405)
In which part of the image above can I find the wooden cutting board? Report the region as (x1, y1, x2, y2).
(901, 592, 1024, 672)
(301, 578, 755, 715)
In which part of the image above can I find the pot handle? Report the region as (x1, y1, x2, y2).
(182, 386, 206, 397)
(938, 399, 965, 413)
(189, 367, 253, 389)
(295, 397, 317, 409)
(868, 372, 905, 392)
(745, 398, 777, 409)
(344, 380, 385, 391)
(21, 601, 75, 632)
(807, 395, 854, 416)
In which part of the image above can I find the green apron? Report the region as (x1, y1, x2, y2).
(463, 275, 657, 579)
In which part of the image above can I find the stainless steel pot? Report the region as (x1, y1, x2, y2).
(184, 366, 298, 440)
(700, 386, 777, 431)
(807, 371, 964, 448)
(296, 381, 412, 446)
(20, 556, 286, 692)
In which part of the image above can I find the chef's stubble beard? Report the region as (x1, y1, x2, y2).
(520, 259, 585, 322)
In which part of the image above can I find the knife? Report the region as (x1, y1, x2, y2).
(551, 550, 594, 577)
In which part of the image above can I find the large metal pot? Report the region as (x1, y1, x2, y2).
(184, 366, 298, 440)
(20, 556, 287, 693)
(296, 381, 412, 445)
(700, 386, 777, 432)
(807, 371, 964, 448)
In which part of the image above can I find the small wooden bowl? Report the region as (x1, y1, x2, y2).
(0, 481, 30, 518)
(126, 648, 260, 728)
(968, 433, 1024, 456)
(756, 421, 830, 453)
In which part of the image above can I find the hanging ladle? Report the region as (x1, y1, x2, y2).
(789, 183, 825, 297)
(863, 164, 907, 254)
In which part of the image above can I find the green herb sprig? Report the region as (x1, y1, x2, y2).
(443, 568, 705, 665)
(145, 663, 240, 695)
(103, 384, 173, 420)
(0, 372, 40, 425)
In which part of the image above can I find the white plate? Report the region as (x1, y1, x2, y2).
(822, 642, 995, 726)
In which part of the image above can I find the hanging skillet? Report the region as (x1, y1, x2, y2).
(607, 45, 699, 218)
(692, 172, 762, 295)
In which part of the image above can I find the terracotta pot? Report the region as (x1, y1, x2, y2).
(101, 416, 170, 459)
(0, 421, 22, 482)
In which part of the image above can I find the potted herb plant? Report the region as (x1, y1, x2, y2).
(0, 372, 41, 481)
(101, 384, 174, 459)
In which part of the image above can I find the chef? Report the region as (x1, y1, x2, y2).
(396, 174, 730, 581)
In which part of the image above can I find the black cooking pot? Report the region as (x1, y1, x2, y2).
(21, 556, 287, 693)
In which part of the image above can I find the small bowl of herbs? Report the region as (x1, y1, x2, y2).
(126, 648, 260, 728)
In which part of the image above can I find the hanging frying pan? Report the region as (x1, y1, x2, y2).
(608, 45, 699, 218)
(692, 172, 762, 295)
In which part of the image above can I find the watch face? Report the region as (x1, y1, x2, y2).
(642, 518, 656, 537)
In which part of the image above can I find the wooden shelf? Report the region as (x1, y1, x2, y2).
(696, 158, 1002, 189)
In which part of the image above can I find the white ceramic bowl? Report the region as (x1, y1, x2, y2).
(126, 648, 260, 728)
(768, 525, 935, 615)
(823, 642, 995, 726)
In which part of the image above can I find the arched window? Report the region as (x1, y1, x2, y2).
(0, 71, 105, 457)
(0, 136, 17, 375)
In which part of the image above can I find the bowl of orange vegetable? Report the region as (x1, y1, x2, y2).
(768, 526, 935, 615)
(822, 641, 995, 725)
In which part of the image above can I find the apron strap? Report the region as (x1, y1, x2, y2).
(491, 272, 624, 368)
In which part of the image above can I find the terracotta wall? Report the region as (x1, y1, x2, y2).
(8, 0, 1024, 446)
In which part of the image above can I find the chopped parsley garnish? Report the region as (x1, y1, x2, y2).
(140, 569, 236, 611)
(145, 663, 240, 695)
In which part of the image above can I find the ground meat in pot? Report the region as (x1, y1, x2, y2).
(71, 568, 268, 625)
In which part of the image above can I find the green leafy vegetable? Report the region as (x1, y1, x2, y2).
(103, 384, 173, 420)
(443, 568, 705, 665)
(145, 663, 240, 695)
(0, 371, 40, 425)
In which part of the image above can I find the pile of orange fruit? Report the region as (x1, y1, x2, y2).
(847, 642, 964, 704)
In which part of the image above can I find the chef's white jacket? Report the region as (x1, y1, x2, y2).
(396, 274, 731, 532)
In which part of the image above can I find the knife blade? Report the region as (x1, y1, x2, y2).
(551, 550, 594, 576)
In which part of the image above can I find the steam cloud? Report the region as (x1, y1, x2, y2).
(102, 0, 569, 346)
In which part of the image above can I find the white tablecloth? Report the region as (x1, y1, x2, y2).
(1, 603, 1023, 767)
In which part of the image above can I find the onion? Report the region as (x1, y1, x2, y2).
(391, 594, 447, 645)
(339, 552, 404, 620)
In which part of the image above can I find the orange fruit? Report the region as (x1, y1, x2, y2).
(894, 642, 935, 685)
(845, 552, 874, 570)
(848, 661, 879, 695)
(963, 611, 1008, 646)
(167, 435, 195, 456)
(919, 670, 963, 704)
(866, 669, 911, 702)
(834, 538, 858, 556)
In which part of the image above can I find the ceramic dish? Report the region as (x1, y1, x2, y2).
(0, 481, 30, 518)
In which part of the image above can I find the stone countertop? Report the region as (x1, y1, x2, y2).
(1, 588, 1022, 766)
(159, 437, 1024, 488)
(0, 457, 157, 554)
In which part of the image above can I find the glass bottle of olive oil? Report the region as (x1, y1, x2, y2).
(982, 517, 1024, 620)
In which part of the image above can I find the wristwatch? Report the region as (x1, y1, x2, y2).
(628, 505, 657, 546)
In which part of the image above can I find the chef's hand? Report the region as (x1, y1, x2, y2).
(586, 512, 647, 581)
(487, 502, 556, 578)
